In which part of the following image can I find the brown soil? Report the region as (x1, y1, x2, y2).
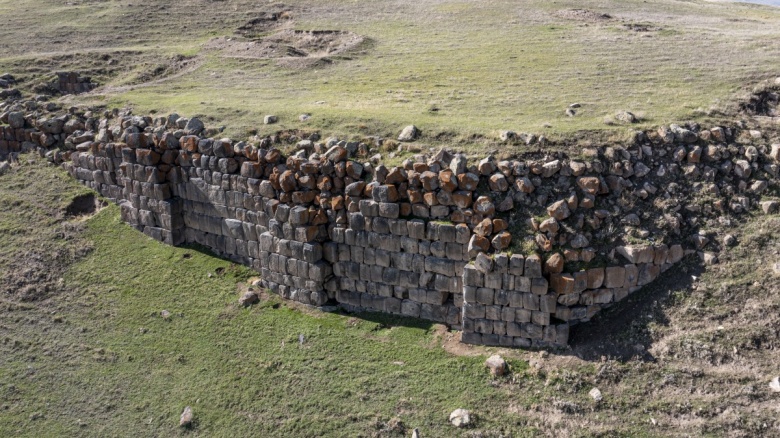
(205, 30, 365, 68)
(64, 193, 105, 217)
(554, 9, 613, 21)
(236, 11, 295, 39)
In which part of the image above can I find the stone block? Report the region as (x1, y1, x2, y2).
(401, 300, 421, 318)
(461, 332, 483, 345)
(485, 305, 501, 320)
(586, 268, 605, 289)
(539, 294, 557, 313)
(524, 254, 542, 277)
(509, 254, 525, 276)
(523, 293, 539, 311)
(550, 274, 574, 295)
(515, 276, 531, 293)
(484, 272, 502, 289)
(464, 303, 486, 319)
(476, 288, 495, 305)
(530, 277, 548, 295)
(624, 264, 638, 288)
(532, 311, 550, 326)
(604, 266, 626, 288)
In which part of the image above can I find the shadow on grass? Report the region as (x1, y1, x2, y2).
(341, 308, 436, 332)
(563, 256, 704, 363)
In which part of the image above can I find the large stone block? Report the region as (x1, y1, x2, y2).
(550, 274, 574, 295)
(604, 266, 626, 288)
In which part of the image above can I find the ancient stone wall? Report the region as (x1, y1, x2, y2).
(54, 72, 97, 95)
(2, 87, 779, 348)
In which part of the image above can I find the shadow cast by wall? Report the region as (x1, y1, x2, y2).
(564, 256, 704, 363)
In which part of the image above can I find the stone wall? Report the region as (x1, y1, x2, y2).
(2, 86, 779, 348)
(54, 72, 97, 95)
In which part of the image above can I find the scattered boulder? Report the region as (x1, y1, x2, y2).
(589, 387, 603, 402)
(499, 130, 516, 142)
(263, 115, 278, 124)
(0, 161, 10, 176)
(615, 110, 637, 123)
(239, 291, 259, 306)
(770, 377, 780, 393)
(398, 125, 419, 142)
(485, 355, 508, 376)
(760, 200, 779, 215)
(449, 409, 471, 428)
(179, 406, 193, 427)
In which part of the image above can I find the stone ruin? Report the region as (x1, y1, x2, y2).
(54, 72, 97, 95)
(1, 83, 779, 348)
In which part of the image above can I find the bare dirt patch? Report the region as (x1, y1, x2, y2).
(554, 9, 612, 22)
(236, 11, 295, 38)
(205, 30, 366, 68)
(64, 193, 105, 218)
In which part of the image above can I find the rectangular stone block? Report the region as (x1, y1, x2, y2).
(586, 268, 605, 289)
(485, 305, 501, 320)
(508, 254, 524, 276)
(624, 264, 638, 288)
(492, 320, 506, 336)
(401, 300, 421, 318)
(464, 303, 486, 319)
(476, 287, 494, 305)
(461, 332, 482, 345)
(573, 271, 588, 293)
(524, 254, 542, 278)
(550, 274, 574, 295)
(523, 293, 539, 311)
(539, 293, 557, 313)
(604, 266, 626, 288)
(530, 277, 548, 295)
(515, 308, 531, 323)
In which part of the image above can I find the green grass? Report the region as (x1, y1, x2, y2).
(0, 157, 547, 436)
(1, 0, 779, 146)
(2, 154, 780, 435)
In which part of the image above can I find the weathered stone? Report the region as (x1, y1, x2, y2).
(550, 274, 574, 295)
(485, 355, 508, 376)
(474, 196, 495, 217)
(450, 154, 468, 175)
(577, 177, 600, 195)
(468, 235, 490, 257)
(179, 406, 193, 427)
(488, 173, 509, 191)
(473, 218, 493, 237)
(474, 252, 493, 274)
(544, 253, 564, 274)
(239, 291, 259, 306)
(398, 125, 419, 142)
(547, 200, 571, 221)
(449, 409, 471, 428)
(491, 231, 511, 251)
(604, 266, 626, 288)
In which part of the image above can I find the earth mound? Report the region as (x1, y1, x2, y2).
(205, 30, 366, 68)
(554, 9, 613, 21)
(236, 11, 294, 38)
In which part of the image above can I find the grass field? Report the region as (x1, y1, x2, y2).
(1, 155, 779, 437)
(1, 0, 779, 144)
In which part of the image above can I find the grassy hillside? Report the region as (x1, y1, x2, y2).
(1, 0, 779, 143)
(1, 155, 779, 436)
